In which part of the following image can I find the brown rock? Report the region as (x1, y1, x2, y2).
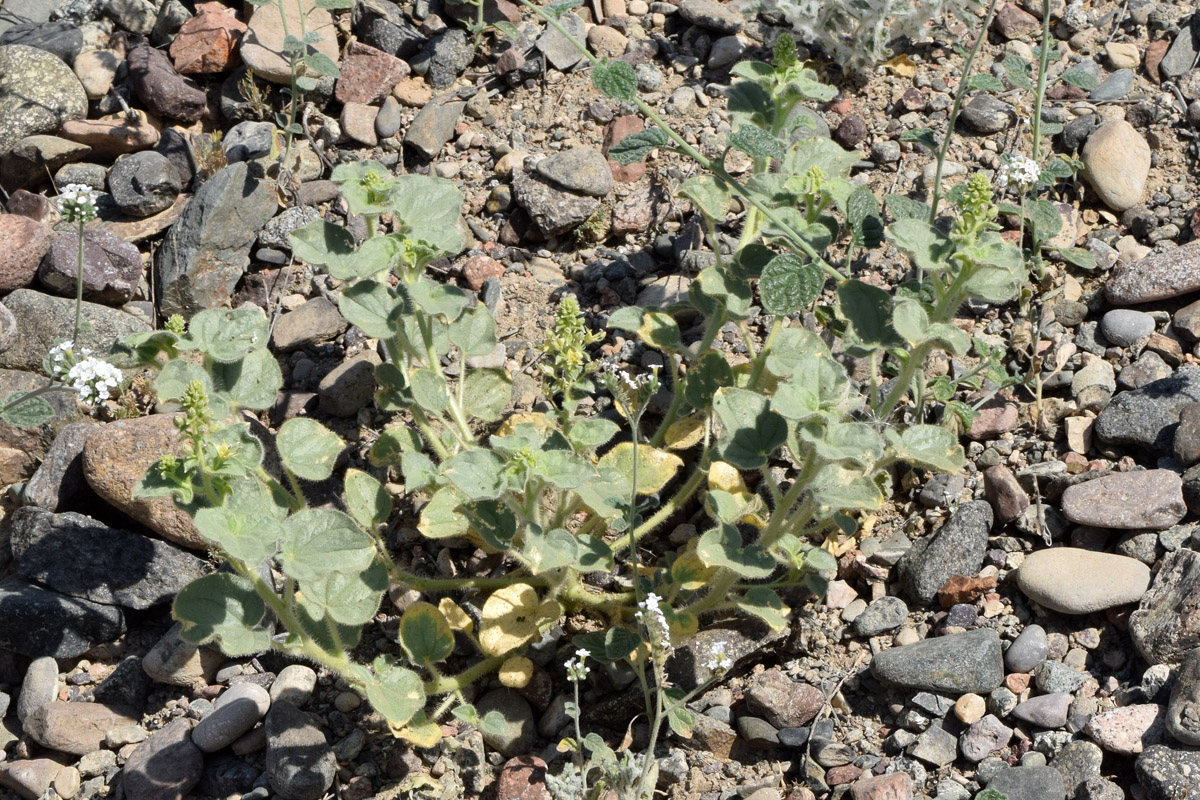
(1146, 38, 1169, 84)
(827, 765, 863, 786)
(691, 713, 737, 760)
(968, 400, 1019, 440)
(6, 190, 56, 224)
(937, 575, 998, 609)
(170, 1, 247, 74)
(93, 192, 189, 244)
(1060, 469, 1185, 530)
(0, 759, 62, 800)
(340, 102, 379, 146)
(744, 669, 824, 729)
(128, 43, 207, 123)
(240, 0, 339, 84)
(0, 215, 52, 292)
(461, 254, 504, 291)
(993, 2, 1040, 39)
(38, 228, 143, 305)
(392, 76, 432, 107)
(611, 184, 654, 236)
(983, 464, 1029, 522)
(443, 0, 521, 26)
(336, 41, 409, 105)
(58, 116, 161, 157)
(82, 414, 205, 549)
(850, 772, 914, 800)
(496, 756, 552, 800)
(602, 115, 647, 183)
(25, 702, 137, 755)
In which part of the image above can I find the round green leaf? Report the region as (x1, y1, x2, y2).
(345, 468, 392, 530)
(193, 478, 285, 563)
(211, 348, 283, 411)
(366, 656, 426, 726)
(713, 387, 786, 469)
(338, 279, 398, 339)
(304, 561, 388, 625)
(409, 368, 450, 413)
(173, 574, 270, 656)
(759, 253, 824, 315)
(183, 308, 269, 363)
(462, 368, 512, 423)
(277, 417, 343, 481)
(696, 524, 777, 578)
(279, 509, 377, 581)
(591, 58, 637, 100)
(399, 602, 455, 665)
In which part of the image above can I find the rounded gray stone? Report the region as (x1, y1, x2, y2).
(17, 656, 57, 723)
(898, 500, 993, 605)
(0, 45, 87, 155)
(871, 628, 1005, 694)
(1011, 692, 1071, 729)
(265, 700, 336, 800)
(269, 665, 317, 708)
(985, 765, 1066, 800)
(852, 596, 908, 636)
(191, 681, 271, 753)
(476, 689, 535, 758)
(1015, 547, 1151, 613)
(1101, 309, 1155, 346)
(1005, 624, 1048, 673)
(108, 151, 182, 217)
(1060, 470, 1186, 530)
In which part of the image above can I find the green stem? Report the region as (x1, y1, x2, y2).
(72, 220, 85, 344)
(0, 384, 77, 416)
(1032, 0, 1053, 161)
(424, 656, 504, 695)
(649, 309, 725, 447)
(618, 452, 708, 551)
(927, 0, 1002, 226)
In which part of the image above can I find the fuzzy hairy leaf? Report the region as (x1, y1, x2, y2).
(591, 59, 637, 100)
(400, 602, 455, 664)
(713, 387, 786, 469)
(696, 524, 776, 578)
(759, 253, 823, 315)
(608, 128, 668, 165)
(279, 509, 377, 582)
(174, 574, 270, 655)
(277, 417, 343, 481)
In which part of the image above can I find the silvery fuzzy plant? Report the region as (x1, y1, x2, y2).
(114, 31, 1035, 765)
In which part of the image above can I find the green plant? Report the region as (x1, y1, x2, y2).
(244, 0, 352, 174)
(192, 131, 228, 184)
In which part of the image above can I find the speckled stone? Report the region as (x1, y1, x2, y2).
(1015, 548, 1151, 613)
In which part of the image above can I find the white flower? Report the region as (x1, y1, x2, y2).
(47, 340, 92, 379)
(635, 592, 673, 657)
(565, 647, 591, 682)
(996, 155, 1041, 193)
(705, 642, 733, 674)
(65, 356, 122, 406)
(55, 183, 99, 223)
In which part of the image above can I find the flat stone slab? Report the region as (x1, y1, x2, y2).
(1016, 547, 1150, 614)
(1107, 239, 1200, 305)
(1060, 470, 1185, 530)
(871, 628, 1004, 694)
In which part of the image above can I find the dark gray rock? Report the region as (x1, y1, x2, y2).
(0, 22, 82, 65)
(22, 422, 95, 511)
(265, 700, 336, 800)
(985, 765, 1066, 800)
(352, 0, 426, 60)
(534, 10, 586, 70)
(666, 622, 786, 691)
(476, 689, 535, 758)
(223, 121, 275, 163)
(375, 96, 403, 139)
(1107, 239, 1200, 305)
(1094, 366, 1200, 452)
(1034, 660, 1087, 694)
(1090, 68, 1133, 102)
(37, 228, 143, 304)
(853, 596, 908, 636)
(403, 98, 465, 160)
(192, 683, 271, 753)
(1136, 744, 1200, 799)
(0, 575, 125, 658)
(122, 718, 204, 800)
(7, 507, 208, 610)
(871, 628, 1004, 694)
(128, 42, 206, 123)
(155, 127, 196, 192)
(1050, 740, 1103, 798)
(92, 655, 152, 710)
(107, 151, 182, 217)
(898, 500, 993, 604)
(910, 725, 957, 766)
(1011, 692, 1071, 728)
(1160, 14, 1200, 80)
(258, 205, 320, 250)
(1168, 648, 1200, 745)
(155, 161, 277, 318)
(1062, 113, 1100, 152)
(1131, 548, 1200, 665)
(1005, 624, 1048, 673)
(961, 94, 1016, 134)
(418, 29, 473, 89)
(535, 147, 613, 197)
(512, 168, 600, 237)
(0, 45, 88, 156)
(0, 289, 150, 374)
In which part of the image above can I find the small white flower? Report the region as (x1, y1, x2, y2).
(55, 183, 99, 223)
(705, 642, 733, 674)
(635, 592, 673, 657)
(565, 647, 591, 682)
(65, 356, 122, 407)
(996, 155, 1041, 193)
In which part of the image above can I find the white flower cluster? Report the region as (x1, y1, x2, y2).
(48, 340, 88, 379)
(635, 592, 673, 656)
(565, 648, 590, 682)
(705, 642, 733, 675)
(56, 183, 100, 224)
(762, 0, 972, 75)
(65, 356, 123, 406)
(996, 155, 1041, 193)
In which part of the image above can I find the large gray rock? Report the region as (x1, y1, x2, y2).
(0, 576, 124, 658)
(0, 288, 150, 374)
(37, 228, 143, 305)
(121, 718, 203, 800)
(870, 628, 1004, 694)
(6, 507, 208, 610)
(265, 700, 336, 800)
(1060, 470, 1185, 530)
(1137, 744, 1200, 799)
(1094, 366, 1200, 453)
(1131, 549, 1200, 665)
(154, 161, 277, 318)
(985, 765, 1066, 800)
(1016, 548, 1150, 614)
(107, 151, 182, 217)
(271, 297, 346, 351)
(1107, 240, 1200, 305)
(898, 500, 993, 605)
(0, 45, 87, 155)
(1167, 648, 1200, 745)
(512, 168, 600, 237)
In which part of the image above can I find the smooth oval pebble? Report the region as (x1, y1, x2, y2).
(1005, 624, 1048, 673)
(1100, 309, 1155, 346)
(191, 682, 271, 753)
(1016, 548, 1150, 614)
(269, 665, 317, 707)
(1059, 470, 1186, 530)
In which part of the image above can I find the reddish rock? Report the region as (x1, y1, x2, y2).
(1046, 83, 1089, 100)
(59, 116, 160, 156)
(834, 114, 867, 148)
(340, 102, 379, 146)
(128, 43, 207, 122)
(1146, 39, 1169, 84)
(170, 2, 247, 74)
(968, 400, 1019, 440)
(495, 48, 525, 75)
(993, 2, 1040, 39)
(6, 190, 56, 224)
(827, 765, 863, 785)
(611, 184, 654, 236)
(602, 115, 648, 183)
(0, 215, 53, 292)
(745, 670, 824, 728)
(1005, 672, 1031, 693)
(336, 41, 410, 105)
(937, 575, 998, 608)
(496, 756, 552, 800)
(983, 464, 1030, 522)
(444, 0, 521, 26)
(849, 773, 914, 800)
(461, 254, 504, 290)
